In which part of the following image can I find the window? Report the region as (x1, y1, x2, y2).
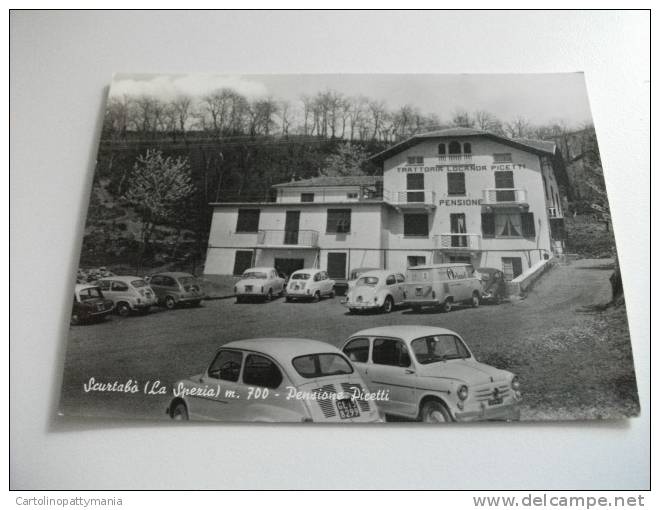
(385, 274, 396, 285)
(396, 273, 405, 283)
(438, 143, 446, 155)
(153, 275, 176, 287)
(98, 280, 110, 291)
(300, 193, 314, 203)
(407, 173, 424, 190)
(411, 335, 471, 364)
(447, 172, 466, 196)
(326, 209, 351, 233)
(494, 171, 515, 201)
(343, 338, 370, 363)
(235, 209, 260, 233)
(403, 213, 429, 237)
(407, 255, 426, 267)
(463, 142, 472, 154)
(292, 354, 353, 378)
(346, 192, 358, 199)
(450, 213, 467, 247)
(495, 212, 523, 237)
(111, 281, 129, 292)
(233, 251, 253, 276)
(493, 153, 513, 163)
(372, 338, 411, 367)
(407, 156, 424, 165)
(521, 212, 536, 238)
(208, 350, 242, 382)
(243, 354, 283, 389)
(481, 213, 495, 238)
(448, 141, 462, 154)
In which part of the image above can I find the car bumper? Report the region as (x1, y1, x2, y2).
(342, 300, 381, 310)
(286, 291, 312, 299)
(403, 300, 440, 307)
(178, 294, 205, 303)
(454, 401, 521, 422)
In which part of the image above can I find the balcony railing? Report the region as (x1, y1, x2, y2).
(438, 154, 472, 161)
(256, 229, 319, 247)
(548, 207, 563, 219)
(383, 189, 436, 208)
(482, 188, 528, 205)
(434, 233, 482, 250)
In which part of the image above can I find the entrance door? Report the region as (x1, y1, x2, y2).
(274, 258, 305, 279)
(284, 211, 300, 245)
(501, 257, 523, 281)
(450, 213, 467, 247)
(327, 252, 347, 279)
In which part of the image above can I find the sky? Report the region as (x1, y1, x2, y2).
(109, 73, 594, 128)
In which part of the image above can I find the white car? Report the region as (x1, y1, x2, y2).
(285, 269, 335, 302)
(342, 325, 522, 423)
(167, 338, 383, 423)
(97, 275, 158, 316)
(343, 269, 406, 314)
(234, 267, 286, 303)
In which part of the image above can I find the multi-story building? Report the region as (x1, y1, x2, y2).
(204, 127, 567, 283)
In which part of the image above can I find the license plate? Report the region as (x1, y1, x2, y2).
(336, 399, 360, 419)
(415, 288, 422, 296)
(488, 397, 503, 406)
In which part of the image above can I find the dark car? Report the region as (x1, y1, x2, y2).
(477, 267, 507, 304)
(146, 272, 206, 309)
(71, 284, 114, 325)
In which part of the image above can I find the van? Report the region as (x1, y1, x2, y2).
(402, 263, 482, 313)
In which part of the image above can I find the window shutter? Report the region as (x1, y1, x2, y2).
(481, 213, 495, 238)
(522, 212, 536, 238)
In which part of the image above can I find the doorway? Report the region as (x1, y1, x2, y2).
(501, 257, 523, 281)
(327, 252, 347, 279)
(274, 258, 305, 279)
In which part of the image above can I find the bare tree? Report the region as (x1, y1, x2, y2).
(504, 116, 533, 139)
(451, 109, 475, 128)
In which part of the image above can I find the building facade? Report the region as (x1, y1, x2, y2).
(204, 128, 567, 282)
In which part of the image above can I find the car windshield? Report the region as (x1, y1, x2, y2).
(291, 273, 311, 280)
(242, 272, 267, 279)
(292, 353, 354, 378)
(131, 279, 147, 288)
(356, 276, 378, 287)
(411, 335, 471, 364)
(178, 276, 196, 285)
(79, 287, 103, 301)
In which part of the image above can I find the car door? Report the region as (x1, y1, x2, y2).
(365, 337, 418, 418)
(342, 337, 372, 388)
(193, 349, 244, 420)
(98, 280, 113, 302)
(111, 280, 130, 302)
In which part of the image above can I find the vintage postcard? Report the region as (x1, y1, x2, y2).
(59, 73, 639, 423)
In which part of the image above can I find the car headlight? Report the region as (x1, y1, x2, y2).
(511, 376, 520, 391)
(457, 385, 469, 401)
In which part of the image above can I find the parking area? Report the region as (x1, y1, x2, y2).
(59, 258, 639, 422)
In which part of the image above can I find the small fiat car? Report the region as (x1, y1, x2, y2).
(167, 338, 382, 423)
(97, 275, 157, 316)
(148, 272, 206, 309)
(71, 284, 114, 325)
(285, 269, 335, 302)
(343, 270, 406, 314)
(403, 263, 483, 313)
(234, 267, 285, 303)
(342, 326, 521, 423)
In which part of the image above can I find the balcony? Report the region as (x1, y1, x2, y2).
(482, 188, 528, 206)
(256, 229, 319, 248)
(383, 189, 437, 210)
(438, 154, 472, 161)
(548, 207, 563, 219)
(434, 233, 482, 251)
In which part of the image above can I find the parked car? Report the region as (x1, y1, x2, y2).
(71, 284, 114, 325)
(476, 267, 507, 304)
(147, 272, 206, 309)
(342, 326, 522, 423)
(167, 338, 383, 423)
(285, 269, 335, 302)
(334, 266, 381, 296)
(97, 275, 157, 316)
(342, 269, 406, 314)
(234, 267, 285, 303)
(402, 263, 482, 313)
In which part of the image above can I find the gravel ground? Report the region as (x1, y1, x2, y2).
(59, 258, 640, 422)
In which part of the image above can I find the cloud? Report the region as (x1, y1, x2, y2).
(108, 74, 269, 99)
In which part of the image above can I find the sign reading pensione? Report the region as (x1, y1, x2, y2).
(396, 163, 525, 173)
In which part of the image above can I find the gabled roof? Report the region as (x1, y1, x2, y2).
(368, 127, 557, 164)
(272, 175, 382, 189)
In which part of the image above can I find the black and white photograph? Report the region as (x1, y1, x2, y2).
(58, 72, 639, 424)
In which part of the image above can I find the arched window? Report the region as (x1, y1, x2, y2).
(463, 142, 472, 154)
(438, 143, 446, 155)
(448, 141, 462, 154)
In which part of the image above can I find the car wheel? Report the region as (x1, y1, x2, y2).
(312, 291, 321, 303)
(441, 299, 453, 313)
(116, 302, 131, 317)
(70, 313, 80, 326)
(165, 296, 176, 310)
(471, 292, 480, 308)
(171, 402, 189, 421)
(420, 400, 452, 423)
(265, 289, 273, 302)
(381, 296, 394, 314)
